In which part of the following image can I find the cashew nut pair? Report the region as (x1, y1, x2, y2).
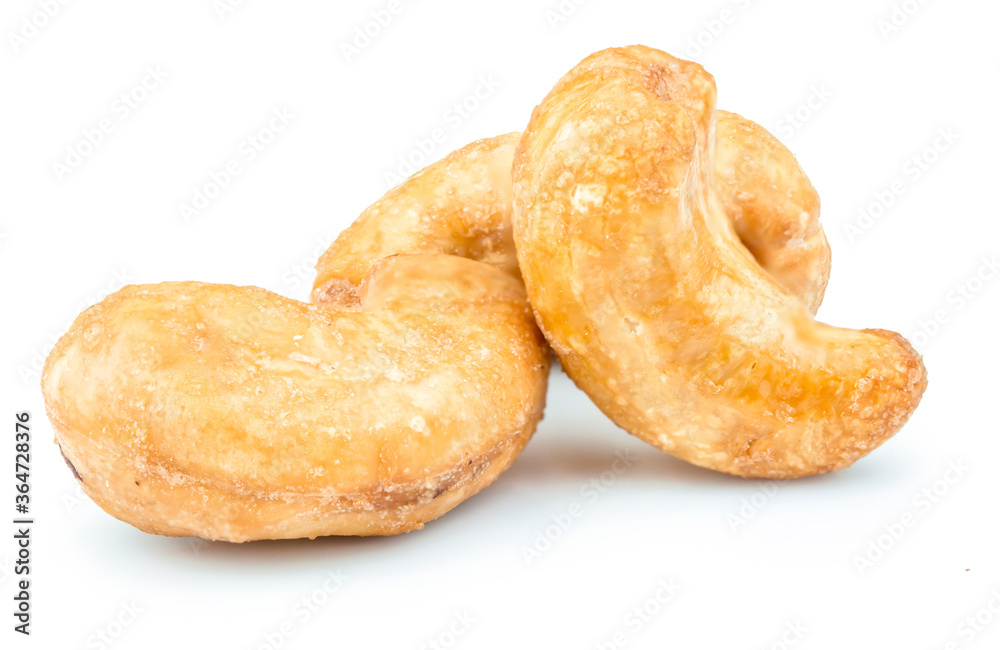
(42, 45, 925, 541)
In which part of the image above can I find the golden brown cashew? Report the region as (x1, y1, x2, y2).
(315, 128, 830, 313)
(512, 45, 927, 478)
(42, 179, 549, 542)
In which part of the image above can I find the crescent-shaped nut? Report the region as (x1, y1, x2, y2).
(42, 255, 548, 541)
(512, 45, 927, 478)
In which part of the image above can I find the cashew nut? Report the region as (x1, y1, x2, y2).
(42, 188, 548, 542)
(512, 45, 927, 478)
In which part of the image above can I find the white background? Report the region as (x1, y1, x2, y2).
(2, 0, 999, 648)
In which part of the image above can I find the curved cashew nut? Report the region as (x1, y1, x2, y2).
(512, 46, 927, 478)
(42, 187, 548, 542)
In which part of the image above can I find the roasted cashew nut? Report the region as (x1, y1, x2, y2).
(512, 46, 927, 478)
(42, 181, 549, 542)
